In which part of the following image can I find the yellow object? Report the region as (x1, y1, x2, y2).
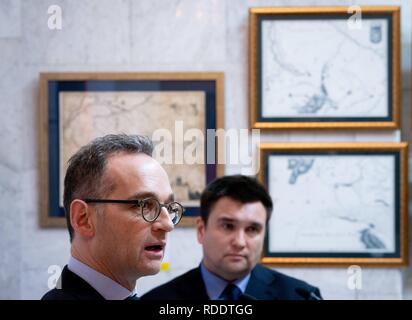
(160, 262, 170, 271)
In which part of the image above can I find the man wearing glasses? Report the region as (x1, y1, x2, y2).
(42, 134, 184, 300)
(142, 175, 321, 300)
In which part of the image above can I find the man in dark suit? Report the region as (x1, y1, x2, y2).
(142, 175, 322, 300)
(42, 134, 183, 300)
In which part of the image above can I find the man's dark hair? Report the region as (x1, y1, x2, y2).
(63, 134, 154, 242)
(200, 175, 273, 225)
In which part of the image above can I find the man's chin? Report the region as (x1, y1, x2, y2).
(139, 264, 161, 276)
(224, 265, 250, 279)
(147, 267, 161, 275)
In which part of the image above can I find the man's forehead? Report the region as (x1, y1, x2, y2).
(211, 198, 267, 224)
(104, 152, 173, 198)
(212, 197, 266, 212)
(105, 152, 166, 178)
(107, 152, 155, 168)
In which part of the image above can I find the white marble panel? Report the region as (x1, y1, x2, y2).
(19, 168, 70, 299)
(21, 0, 130, 65)
(225, 1, 248, 65)
(0, 164, 22, 299)
(400, 5, 411, 90)
(259, 132, 290, 146)
(403, 212, 412, 300)
(0, 0, 21, 38)
(20, 71, 40, 171)
(400, 89, 411, 145)
(20, 248, 69, 300)
(354, 130, 400, 142)
(285, 132, 356, 142)
(131, 0, 225, 64)
(225, 65, 248, 130)
(275, 267, 356, 300)
(0, 40, 25, 171)
(0, 38, 25, 299)
(356, 268, 403, 299)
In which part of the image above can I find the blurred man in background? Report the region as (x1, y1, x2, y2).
(142, 175, 321, 300)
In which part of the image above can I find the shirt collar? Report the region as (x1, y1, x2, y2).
(200, 262, 251, 300)
(68, 256, 136, 300)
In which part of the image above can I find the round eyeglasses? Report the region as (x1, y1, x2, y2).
(84, 197, 184, 225)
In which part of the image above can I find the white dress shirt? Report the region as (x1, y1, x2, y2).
(68, 256, 137, 300)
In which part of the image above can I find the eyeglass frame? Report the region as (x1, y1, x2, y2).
(83, 197, 185, 225)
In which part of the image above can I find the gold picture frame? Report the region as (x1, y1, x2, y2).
(258, 142, 408, 266)
(39, 72, 224, 228)
(250, 6, 401, 130)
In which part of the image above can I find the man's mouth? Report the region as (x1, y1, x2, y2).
(144, 243, 165, 252)
(225, 253, 246, 259)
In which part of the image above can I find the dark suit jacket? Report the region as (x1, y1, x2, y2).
(141, 264, 321, 300)
(41, 265, 105, 300)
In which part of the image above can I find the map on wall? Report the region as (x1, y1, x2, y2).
(261, 18, 389, 118)
(59, 91, 206, 207)
(267, 154, 396, 253)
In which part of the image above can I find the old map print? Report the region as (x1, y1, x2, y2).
(267, 154, 396, 253)
(261, 19, 389, 117)
(59, 91, 205, 207)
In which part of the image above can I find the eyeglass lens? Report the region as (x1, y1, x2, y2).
(141, 198, 182, 225)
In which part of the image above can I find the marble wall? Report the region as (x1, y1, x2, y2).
(0, 0, 411, 299)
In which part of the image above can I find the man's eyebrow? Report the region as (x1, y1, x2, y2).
(217, 217, 236, 224)
(127, 192, 174, 202)
(248, 222, 264, 229)
(217, 217, 263, 228)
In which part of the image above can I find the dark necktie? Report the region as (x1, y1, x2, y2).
(219, 283, 242, 300)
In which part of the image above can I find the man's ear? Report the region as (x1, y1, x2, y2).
(196, 217, 205, 244)
(70, 200, 95, 239)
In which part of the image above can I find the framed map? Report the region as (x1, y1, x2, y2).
(249, 6, 401, 129)
(259, 143, 408, 266)
(39, 72, 224, 227)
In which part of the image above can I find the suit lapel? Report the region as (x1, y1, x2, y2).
(245, 265, 279, 300)
(178, 267, 210, 300)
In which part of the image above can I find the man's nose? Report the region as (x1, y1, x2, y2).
(232, 230, 246, 248)
(153, 207, 174, 232)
